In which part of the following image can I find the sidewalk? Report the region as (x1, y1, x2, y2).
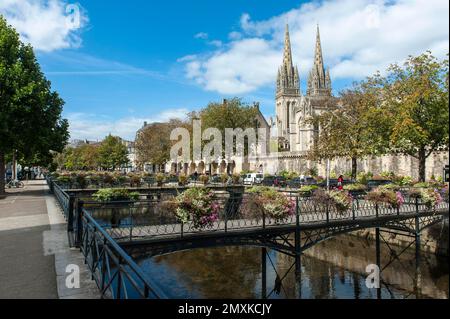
(0, 180, 99, 299)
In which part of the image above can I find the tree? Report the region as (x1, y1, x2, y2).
(383, 52, 449, 182)
(308, 81, 387, 179)
(135, 119, 187, 169)
(198, 98, 260, 157)
(97, 135, 129, 170)
(0, 16, 69, 194)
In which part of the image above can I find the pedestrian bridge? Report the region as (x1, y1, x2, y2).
(48, 179, 449, 299)
(83, 197, 448, 258)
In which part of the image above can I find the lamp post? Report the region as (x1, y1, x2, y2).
(326, 158, 330, 191)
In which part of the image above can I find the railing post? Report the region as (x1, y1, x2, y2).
(415, 197, 419, 214)
(352, 200, 356, 220)
(375, 203, 379, 219)
(49, 179, 54, 194)
(326, 205, 330, 223)
(262, 209, 266, 229)
(224, 203, 228, 233)
(181, 221, 184, 239)
(295, 195, 301, 279)
(76, 201, 84, 248)
(67, 194, 75, 232)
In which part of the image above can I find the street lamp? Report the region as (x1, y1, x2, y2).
(326, 158, 330, 191)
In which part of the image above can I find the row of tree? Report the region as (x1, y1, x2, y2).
(309, 52, 449, 182)
(0, 16, 69, 194)
(135, 98, 260, 168)
(54, 135, 129, 171)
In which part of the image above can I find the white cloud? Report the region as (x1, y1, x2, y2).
(0, 0, 88, 52)
(194, 32, 209, 40)
(228, 31, 242, 40)
(67, 108, 190, 141)
(180, 0, 449, 95)
(208, 40, 223, 47)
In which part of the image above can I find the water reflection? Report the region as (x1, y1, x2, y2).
(133, 234, 448, 299)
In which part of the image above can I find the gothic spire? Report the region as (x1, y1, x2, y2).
(307, 24, 331, 97)
(314, 24, 325, 81)
(276, 23, 300, 97)
(283, 24, 293, 69)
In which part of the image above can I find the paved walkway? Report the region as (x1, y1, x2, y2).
(0, 180, 99, 299)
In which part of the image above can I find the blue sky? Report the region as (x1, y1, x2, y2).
(1, 0, 448, 141)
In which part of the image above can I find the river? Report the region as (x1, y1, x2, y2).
(133, 233, 448, 299)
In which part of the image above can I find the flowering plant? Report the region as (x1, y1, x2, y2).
(93, 188, 140, 202)
(243, 187, 296, 222)
(343, 183, 367, 191)
(313, 189, 353, 214)
(366, 188, 405, 209)
(409, 188, 443, 209)
(174, 187, 220, 229)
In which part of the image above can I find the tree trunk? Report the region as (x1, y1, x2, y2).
(352, 157, 358, 181)
(0, 152, 5, 196)
(418, 147, 426, 182)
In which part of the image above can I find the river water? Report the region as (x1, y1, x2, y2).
(133, 233, 448, 299)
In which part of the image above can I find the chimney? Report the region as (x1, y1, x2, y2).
(254, 102, 260, 110)
(223, 99, 228, 105)
(144, 121, 148, 127)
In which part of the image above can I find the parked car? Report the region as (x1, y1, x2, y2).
(287, 177, 317, 188)
(261, 176, 276, 187)
(318, 178, 353, 189)
(273, 176, 287, 188)
(209, 174, 222, 184)
(243, 173, 264, 185)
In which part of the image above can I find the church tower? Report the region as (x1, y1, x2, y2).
(275, 24, 301, 151)
(307, 25, 332, 97)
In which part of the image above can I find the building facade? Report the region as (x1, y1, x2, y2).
(276, 24, 333, 153)
(145, 24, 448, 180)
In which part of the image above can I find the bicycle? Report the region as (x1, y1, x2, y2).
(6, 179, 24, 188)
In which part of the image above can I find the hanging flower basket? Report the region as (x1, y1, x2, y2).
(366, 188, 404, 209)
(313, 189, 353, 214)
(174, 187, 220, 229)
(242, 187, 295, 222)
(409, 188, 443, 209)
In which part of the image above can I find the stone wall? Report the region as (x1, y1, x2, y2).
(252, 151, 449, 180)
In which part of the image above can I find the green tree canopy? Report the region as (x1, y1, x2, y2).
(308, 82, 387, 179)
(196, 98, 260, 157)
(97, 135, 129, 170)
(135, 119, 187, 167)
(382, 52, 449, 181)
(0, 16, 69, 193)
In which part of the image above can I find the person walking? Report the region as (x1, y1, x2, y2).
(337, 175, 344, 191)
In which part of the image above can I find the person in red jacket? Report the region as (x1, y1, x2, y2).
(337, 175, 344, 190)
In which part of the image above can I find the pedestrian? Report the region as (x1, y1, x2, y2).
(337, 175, 344, 190)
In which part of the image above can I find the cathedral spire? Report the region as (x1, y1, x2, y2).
(314, 24, 325, 81)
(283, 24, 293, 69)
(307, 24, 331, 97)
(276, 23, 300, 97)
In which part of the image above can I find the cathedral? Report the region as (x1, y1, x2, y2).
(160, 24, 447, 180)
(275, 24, 333, 153)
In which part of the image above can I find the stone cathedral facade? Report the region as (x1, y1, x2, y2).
(275, 24, 332, 153)
(161, 24, 448, 180)
(262, 24, 448, 179)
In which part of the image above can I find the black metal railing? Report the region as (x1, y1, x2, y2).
(80, 208, 167, 299)
(79, 192, 448, 242)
